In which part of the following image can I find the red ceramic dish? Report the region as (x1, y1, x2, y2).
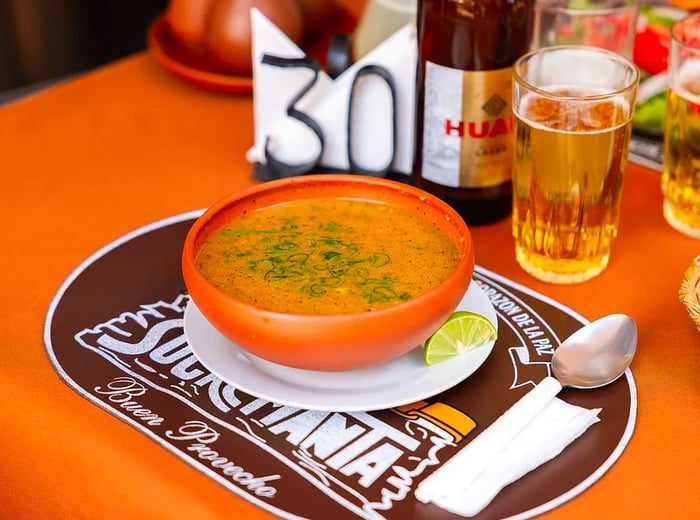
(182, 174, 475, 371)
(146, 15, 253, 95)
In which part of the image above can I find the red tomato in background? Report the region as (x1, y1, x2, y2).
(634, 23, 671, 75)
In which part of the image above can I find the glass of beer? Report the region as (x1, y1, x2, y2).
(512, 46, 640, 284)
(662, 12, 700, 238)
(533, 0, 639, 59)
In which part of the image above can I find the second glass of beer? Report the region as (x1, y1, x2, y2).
(512, 46, 639, 284)
(662, 12, 700, 238)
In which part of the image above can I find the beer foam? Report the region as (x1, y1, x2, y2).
(673, 59, 700, 103)
(517, 85, 631, 134)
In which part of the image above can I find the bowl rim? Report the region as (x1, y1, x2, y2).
(182, 173, 475, 322)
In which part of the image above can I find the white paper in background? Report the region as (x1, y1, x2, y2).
(246, 9, 417, 174)
(248, 8, 331, 169)
(347, 74, 395, 171)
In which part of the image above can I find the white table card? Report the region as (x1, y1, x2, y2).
(246, 9, 417, 177)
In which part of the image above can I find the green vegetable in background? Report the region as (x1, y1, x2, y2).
(634, 92, 667, 129)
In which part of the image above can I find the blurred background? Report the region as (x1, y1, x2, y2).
(0, 0, 166, 103)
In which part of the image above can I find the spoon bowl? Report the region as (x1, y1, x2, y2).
(551, 314, 637, 389)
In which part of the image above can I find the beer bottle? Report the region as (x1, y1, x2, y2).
(414, 0, 534, 225)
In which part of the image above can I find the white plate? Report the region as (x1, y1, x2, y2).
(184, 281, 497, 412)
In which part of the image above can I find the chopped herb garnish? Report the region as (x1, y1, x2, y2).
(195, 199, 460, 314)
(219, 218, 408, 306)
(222, 229, 279, 236)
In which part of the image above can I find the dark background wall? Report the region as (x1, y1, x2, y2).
(0, 0, 167, 96)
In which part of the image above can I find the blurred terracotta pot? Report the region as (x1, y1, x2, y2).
(165, 0, 305, 75)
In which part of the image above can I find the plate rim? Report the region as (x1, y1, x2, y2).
(184, 280, 498, 412)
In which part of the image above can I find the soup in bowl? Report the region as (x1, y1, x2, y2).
(182, 174, 475, 371)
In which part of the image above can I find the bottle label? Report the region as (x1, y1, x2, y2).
(421, 61, 513, 188)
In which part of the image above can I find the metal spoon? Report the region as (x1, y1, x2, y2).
(551, 313, 638, 389)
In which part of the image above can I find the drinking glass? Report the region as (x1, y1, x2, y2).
(662, 12, 700, 238)
(533, 0, 639, 59)
(512, 46, 640, 284)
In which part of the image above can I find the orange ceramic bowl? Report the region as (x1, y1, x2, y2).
(182, 174, 475, 371)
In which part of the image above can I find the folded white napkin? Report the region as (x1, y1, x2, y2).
(415, 377, 601, 517)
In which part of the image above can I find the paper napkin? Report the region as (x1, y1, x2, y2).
(246, 9, 417, 175)
(415, 377, 601, 517)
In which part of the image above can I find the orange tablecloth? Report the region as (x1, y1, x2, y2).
(1, 35, 699, 520)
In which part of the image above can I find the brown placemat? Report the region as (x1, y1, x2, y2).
(44, 211, 636, 520)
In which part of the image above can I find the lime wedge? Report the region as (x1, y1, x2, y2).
(424, 311, 497, 366)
